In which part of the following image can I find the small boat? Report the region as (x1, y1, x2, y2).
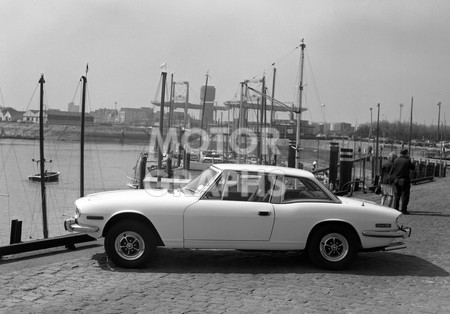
(29, 158, 60, 183)
(28, 171, 60, 182)
(199, 150, 223, 163)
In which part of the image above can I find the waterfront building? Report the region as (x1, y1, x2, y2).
(1, 107, 26, 122)
(23, 110, 43, 123)
(68, 102, 80, 112)
(90, 108, 118, 124)
(118, 107, 153, 125)
(330, 122, 354, 137)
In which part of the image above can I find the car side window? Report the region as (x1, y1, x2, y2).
(247, 174, 277, 202)
(203, 176, 225, 200)
(280, 176, 331, 203)
(202, 171, 265, 202)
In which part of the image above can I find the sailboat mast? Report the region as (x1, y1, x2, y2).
(80, 71, 87, 197)
(38, 74, 48, 239)
(260, 76, 266, 163)
(157, 71, 167, 170)
(238, 82, 244, 163)
(270, 67, 276, 129)
(168, 73, 174, 130)
(408, 97, 413, 154)
(200, 71, 209, 147)
(296, 39, 306, 169)
(269, 67, 276, 164)
(375, 103, 381, 177)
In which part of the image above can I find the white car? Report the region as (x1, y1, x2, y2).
(64, 164, 411, 270)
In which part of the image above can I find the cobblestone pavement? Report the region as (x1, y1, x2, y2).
(1, 176, 449, 313)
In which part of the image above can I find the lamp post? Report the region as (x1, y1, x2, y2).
(317, 104, 327, 169)
(399, 103, 403, 123)
(437, 102, 441, 142)
(374, 103, 380, 181)
(369, 107, 373, 139)
(437, 102, 443, 177)
(320, 104, 327, 138)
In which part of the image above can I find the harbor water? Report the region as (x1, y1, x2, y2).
(0, 139, 152, 246)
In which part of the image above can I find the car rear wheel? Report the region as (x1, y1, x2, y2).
(104, 220, 156, 268)
(307, 225, 358, 270)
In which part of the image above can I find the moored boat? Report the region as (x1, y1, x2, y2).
(28, 171, 60, 182)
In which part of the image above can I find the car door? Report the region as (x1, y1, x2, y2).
(269, 175, 337, 246)
(184, 171, 275, 243)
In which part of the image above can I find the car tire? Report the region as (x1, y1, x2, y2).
(104, 220, 156, 268)
(307, 225, 358, 270)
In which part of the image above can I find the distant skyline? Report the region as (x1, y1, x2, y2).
(1, 0, 449, 126)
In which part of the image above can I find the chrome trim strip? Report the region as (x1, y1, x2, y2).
(362, 227, 411, 238)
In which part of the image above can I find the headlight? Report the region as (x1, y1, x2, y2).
(396, 216, 400, 228)
(75, 207, 80, 217)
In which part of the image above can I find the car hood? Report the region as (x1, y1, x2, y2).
(75, 188, 197, 212)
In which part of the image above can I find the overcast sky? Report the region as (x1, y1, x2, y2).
(1, 0, 449, 126)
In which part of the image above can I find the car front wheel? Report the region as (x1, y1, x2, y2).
(104, 220, 156, 268)
(308, 225, 358, 270)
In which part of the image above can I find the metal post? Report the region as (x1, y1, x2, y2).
(80, 72, 87, 197)
(374, 103, 380, 183)
(437, 101, 442, 176)
(157, 71, 167, 170)
(184, 82, 189, 126)
(38, 74, 48, 239)
(296, 39, 306, 169)
(238, 82, 244, 163)
(269, 66, 276, 164)
(200, 72, 209, 148)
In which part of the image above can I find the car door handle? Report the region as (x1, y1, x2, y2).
(258, 211, 271, 216)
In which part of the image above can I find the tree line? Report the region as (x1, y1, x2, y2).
(354, 121, 448, 143)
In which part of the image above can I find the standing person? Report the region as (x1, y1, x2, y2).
(392, 149, 415, 214)
(380, 152, 397, 207)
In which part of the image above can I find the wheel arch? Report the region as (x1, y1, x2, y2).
(102, 212, 164, 246)
(306, 220, 362, 250)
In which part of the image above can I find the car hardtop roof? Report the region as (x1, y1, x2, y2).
(211, 163, 315, 178)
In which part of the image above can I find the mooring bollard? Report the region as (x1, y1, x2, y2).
(138, 153, 148, 189)
(9, 219, 22, 244)
(339, 148, 353, 191)
(329, 142, 339, 190)
(288, 140, 296, 168)
(184, 151, 191, 171)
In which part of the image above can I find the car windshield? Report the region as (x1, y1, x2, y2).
(182, 167, 220, 195)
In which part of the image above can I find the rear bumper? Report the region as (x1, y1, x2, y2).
(362, 227, 411, 239)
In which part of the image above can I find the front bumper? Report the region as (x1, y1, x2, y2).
(383, 242, 407, 251)
(64, 217, 99, 233)
(362, 226, 411, 239)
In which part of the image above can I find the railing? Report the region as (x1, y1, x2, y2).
(312, 155, 447, 196)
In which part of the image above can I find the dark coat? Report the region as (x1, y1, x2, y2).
(391, 155, 415, 180)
